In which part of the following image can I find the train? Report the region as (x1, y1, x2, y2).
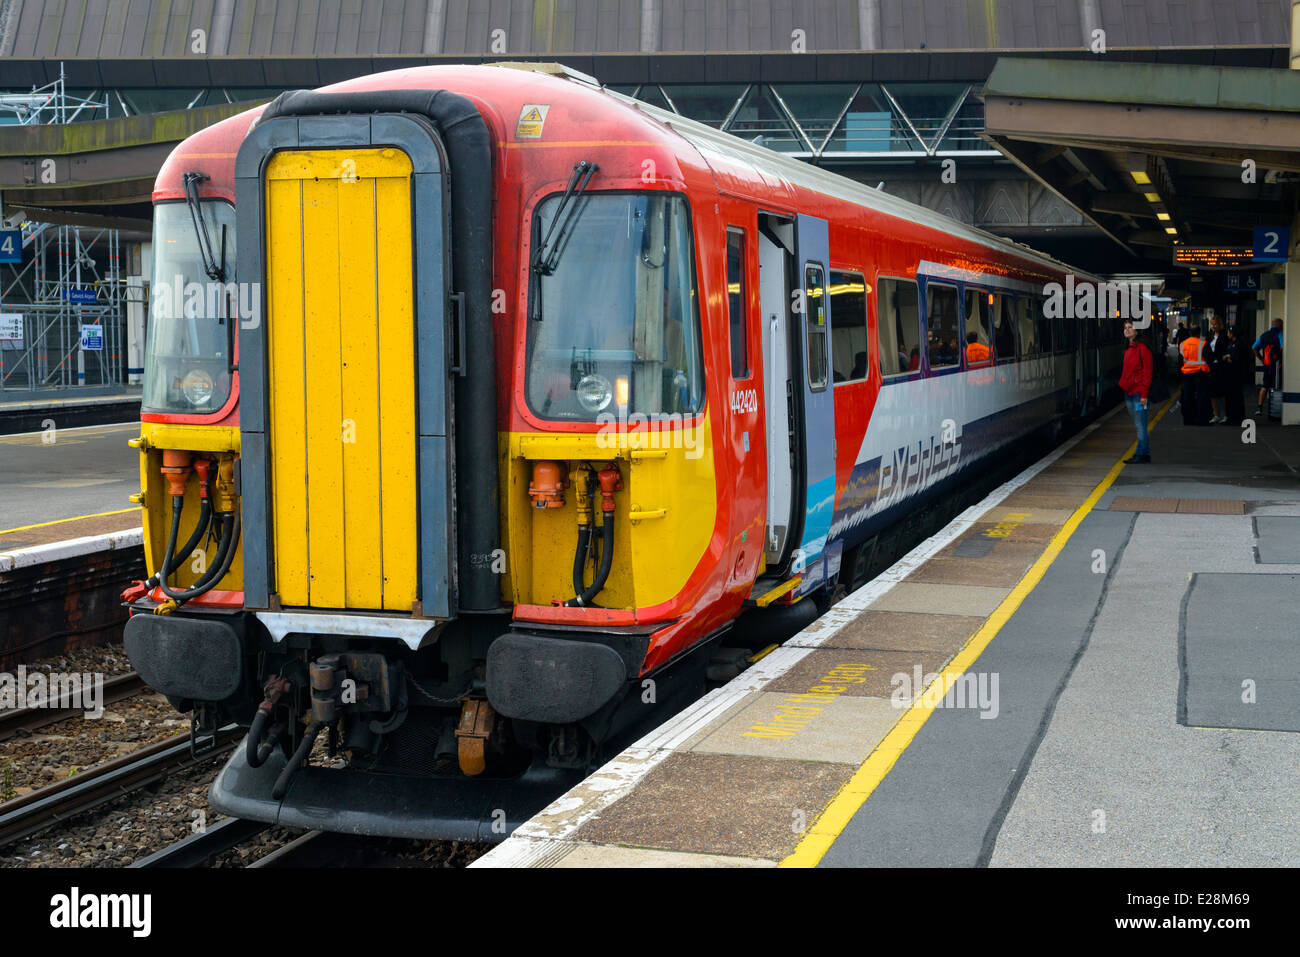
(121, 62, 1128, 839)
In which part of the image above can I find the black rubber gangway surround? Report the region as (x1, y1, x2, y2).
(258, 88, 501, 613)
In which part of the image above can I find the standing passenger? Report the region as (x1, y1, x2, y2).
(1224, 325, 1249, 425)
(1120, 320, 1153, 463)
(1254, 318, 1284, 416)
(1206, 316, 1231, 423)
(1180, 324, 1211, 426)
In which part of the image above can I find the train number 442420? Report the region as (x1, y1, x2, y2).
(730, 388, 758, 414)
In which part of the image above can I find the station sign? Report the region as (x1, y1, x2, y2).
(1223, 272, 1263, 293)
(1253, 226, 1290, 263)
(0, 230, 20, 264)
(1172, 246, 1254, 268)
(65, 287, 98, 304)
(0, 312, 22, 341)
(79, 323, 103, 351)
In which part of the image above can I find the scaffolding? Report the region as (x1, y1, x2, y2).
(0, 224, 128, 391)
(0, 64, 127, 394)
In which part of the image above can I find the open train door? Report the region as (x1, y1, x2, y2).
(791, 214, 837, 590)
(755, 212, 837, 596)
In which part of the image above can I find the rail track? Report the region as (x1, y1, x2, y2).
(0, 671, 150, 742)
(131, 816, 270, 868)
(0, 728, 237, 847)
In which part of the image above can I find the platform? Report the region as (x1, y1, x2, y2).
(476, 399, 1300, 868)
(0, 386, 141, 436)
(0, 419, 139, 543)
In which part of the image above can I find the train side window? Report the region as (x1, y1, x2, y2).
(726, 228, 749, 379)
(963, 289, 993, 367)
(877, 277, 921, 377)
(995, 294, 1016, 358)
(830, 270, 869, 383)
(1054, 311, 1069, 351)
(925, 283, 960, 369)
(1017, 296, 1038, 355)
(1035, 297, 1053, 353)
(804, 263, 829, 391)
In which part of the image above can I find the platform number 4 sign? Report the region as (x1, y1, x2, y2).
(0, 230, 20, 264)
(1253, 226, 1289, 263)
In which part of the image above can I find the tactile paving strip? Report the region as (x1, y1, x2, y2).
(1108, 496, 1179, 512)
(1176, 498, 1245, 515)
(1109, 497, 1245, 514)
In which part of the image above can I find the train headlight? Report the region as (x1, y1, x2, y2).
(181, 368, 215, 408)
(576, 374, 613, 413)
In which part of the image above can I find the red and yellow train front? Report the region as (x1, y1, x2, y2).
(121, 67, 741, 834)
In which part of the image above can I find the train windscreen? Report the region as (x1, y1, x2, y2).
(525, 192, 705, 422)
(142, 200, 237, 414)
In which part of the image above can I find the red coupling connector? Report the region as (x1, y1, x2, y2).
(527, 460, 568, 509)
(120, 580, 149, 603)
(193, 457, 214, 499)
(596, 464, 623, 513)
(258, 677, 291, 716)
(160, 449, 193, 498)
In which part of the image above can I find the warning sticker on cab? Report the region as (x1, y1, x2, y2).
(516, 104, 550, 139)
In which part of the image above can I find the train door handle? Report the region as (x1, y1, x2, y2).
(449, 291, 467, 376)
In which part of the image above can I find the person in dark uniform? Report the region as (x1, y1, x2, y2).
(1224, 324, 1250, 425)
(1205, 316, 1232, 424)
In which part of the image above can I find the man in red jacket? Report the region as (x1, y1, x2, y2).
(1120, 320, 1153, 463)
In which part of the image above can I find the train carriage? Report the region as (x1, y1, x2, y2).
(121, 63, 1122, 839)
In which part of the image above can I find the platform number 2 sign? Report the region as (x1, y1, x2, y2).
(1253, 226, 1289, 263)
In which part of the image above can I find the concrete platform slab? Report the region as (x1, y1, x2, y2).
(1254, 516, 1300, 563)
(868, 581, 1011, 617)
(981, 505, 1074, 525)
(1182, 572, 1300, 732)
(572, 751, 855, 860)
(549, 843, 777, 867)
(998, 492, 1094, 510)
(906, 555, 1038, 587)
(682, 690, 902, 764)
(966, 521, 1062, 544)
(1020, 477, 1102, 494)
(804, 609, 984, 654)
(762, 647, 955, 698)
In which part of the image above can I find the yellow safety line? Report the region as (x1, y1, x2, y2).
(0, 507, 138, 536)
(780, 398, 1174, 867)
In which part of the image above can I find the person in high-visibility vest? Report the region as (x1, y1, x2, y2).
(965, 331, 991, 366)
(1180, 324, 1211, 426)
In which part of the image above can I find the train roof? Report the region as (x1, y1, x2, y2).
(598, 83, 1097, 283)
(158, 62, 1096, 284)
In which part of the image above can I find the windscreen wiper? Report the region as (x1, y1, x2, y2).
(531, 160, 598, 279)
(182, 171, 226, 281)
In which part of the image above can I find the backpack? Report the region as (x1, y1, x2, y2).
(1260, 329, 1282, 366)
